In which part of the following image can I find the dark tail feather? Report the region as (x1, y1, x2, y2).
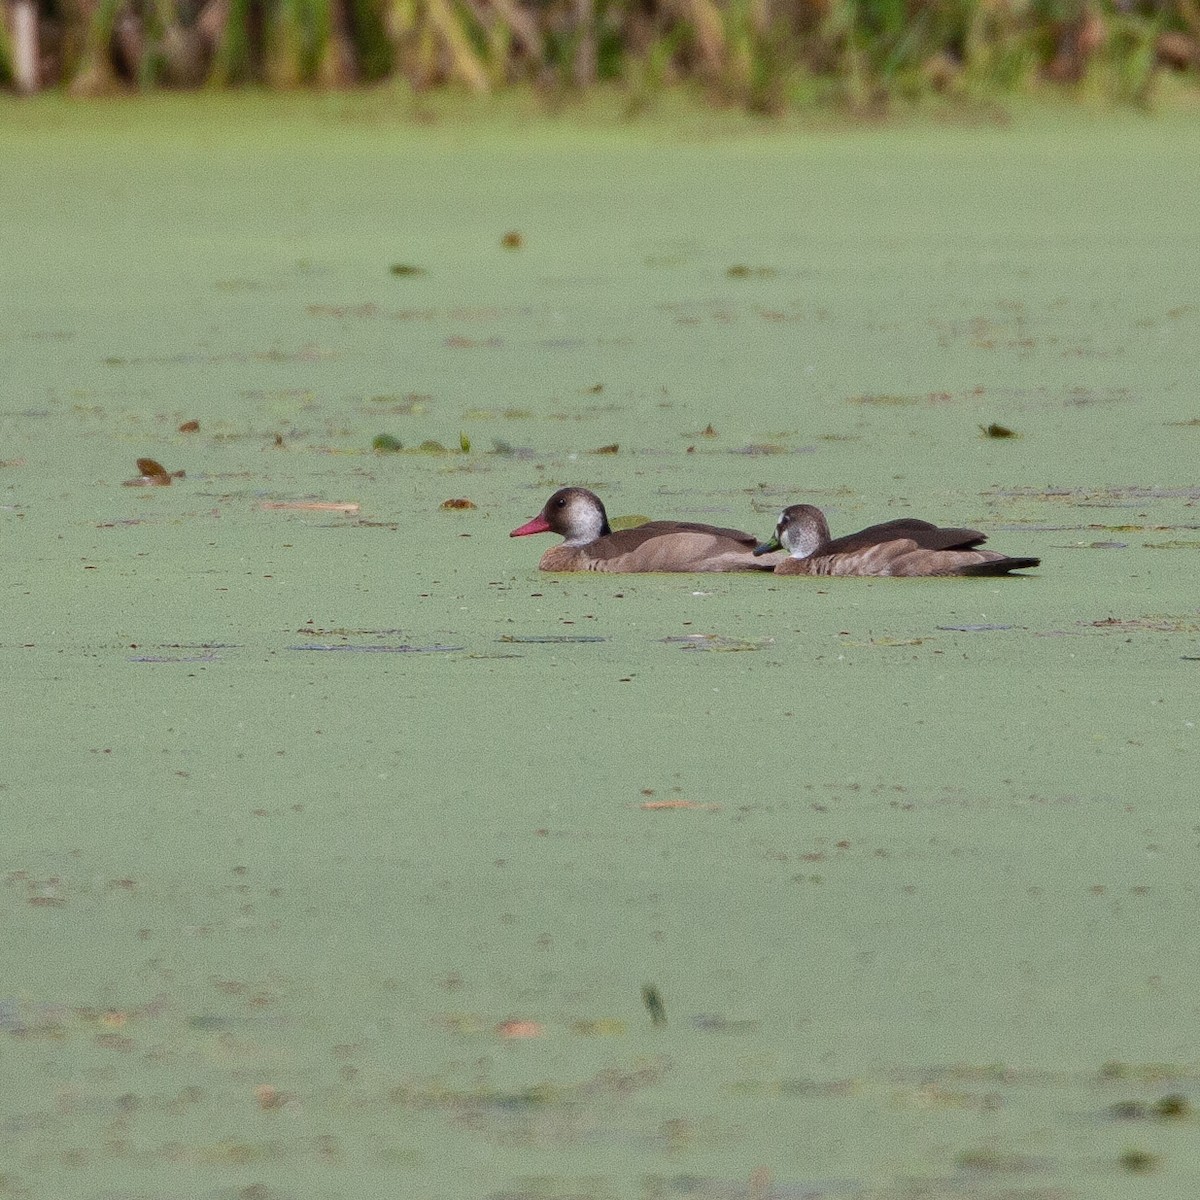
(957, 556, 1041, 577)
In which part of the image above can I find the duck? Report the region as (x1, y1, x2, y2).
(753, 504, 1040, 576)
(510, 487, 783, 572)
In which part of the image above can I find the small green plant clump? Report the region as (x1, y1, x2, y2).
(641, 983, 667, 1026)
(1119, 1147, 1159, 1173)
(3, 0, 1196, 111)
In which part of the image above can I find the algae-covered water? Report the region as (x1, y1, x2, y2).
(2, 95, 1199, 1198)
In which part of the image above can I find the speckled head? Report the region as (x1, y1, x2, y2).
(754, 504, 831, 560)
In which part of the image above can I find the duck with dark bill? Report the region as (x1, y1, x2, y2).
(754, 504, 1040, 577)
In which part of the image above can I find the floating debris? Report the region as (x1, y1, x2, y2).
(935, 624, 1014, 633)
(441, 498, 477, 510)
(590, 443, 619, 454)
(287, 644, 462, 653)
(1088, 616, 1200, 633)
(642, 984, 667, 1027)
(571, 1018, 626, 1036)
(726, 264, 776, 278)
(850, 393, 922, 406)
(124, 457, 183, 487)
(254, 1084, 288, 1111)
(372, 434, 403, 453)
(1110, 1100, 1148, 1120)
(498, 635, 606, 644)
(259, 501, 360, 513)
(981, 422, 1018, 438)
(368, 393, 430, 414)
(500, 231, 523, 249)
(389, 263, 426, 277)
(1153, 1094, 1190, 1118)
(690, 1013, 760, 1034)
(496, 1019, 544, 1038)
(178, 419, 200, 433)
(459, 431, 471, 453)
(955, 1148, 1051, 1172)
(1119, 1149, 1158, 1173)
(129, 652, 221, 663)
(661, 634, 768, 652)
(639, 799, 720, 811)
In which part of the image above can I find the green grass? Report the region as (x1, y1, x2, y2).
(8, 0, 1199, 110)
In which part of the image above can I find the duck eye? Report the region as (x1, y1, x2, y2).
(555, 497, 567, 508)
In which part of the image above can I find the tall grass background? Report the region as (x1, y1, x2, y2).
(1, 0, 1198, 109)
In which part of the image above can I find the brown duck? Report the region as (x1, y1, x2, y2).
(510, 487, 783, 572)
(753, 504, 1040, 576)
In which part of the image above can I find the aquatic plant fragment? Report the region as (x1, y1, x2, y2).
(642, 984, 667, 1027)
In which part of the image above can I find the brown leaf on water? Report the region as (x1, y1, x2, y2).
(254, 1084, 288, 1111)
(136, 457, 171, 480)
(440, 498, 477, 510)
(500, 231, 523, 249)
(178, 419, 200, 433)
(981, 422, 1018, 438)
(590, 443, 619, 454)
(125, 457, 182, 487)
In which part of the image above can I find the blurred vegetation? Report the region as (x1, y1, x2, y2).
(1, 0, 1197, 109)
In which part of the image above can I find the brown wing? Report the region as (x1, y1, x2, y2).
(823, 519, 988, 556)
(547, 521, 770, 572)
(600, 520, 757, 554)
(645, 519, 758, 544)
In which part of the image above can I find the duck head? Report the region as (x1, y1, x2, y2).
(753, 504, 831, 560)
(510, 487, 613, 546)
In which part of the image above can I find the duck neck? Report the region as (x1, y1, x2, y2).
(564, 504, 611, 546)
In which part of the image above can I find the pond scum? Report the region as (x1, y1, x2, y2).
(0, 0, 1197, 110)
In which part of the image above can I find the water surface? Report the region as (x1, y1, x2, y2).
(2, 97, 1199, 1198)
